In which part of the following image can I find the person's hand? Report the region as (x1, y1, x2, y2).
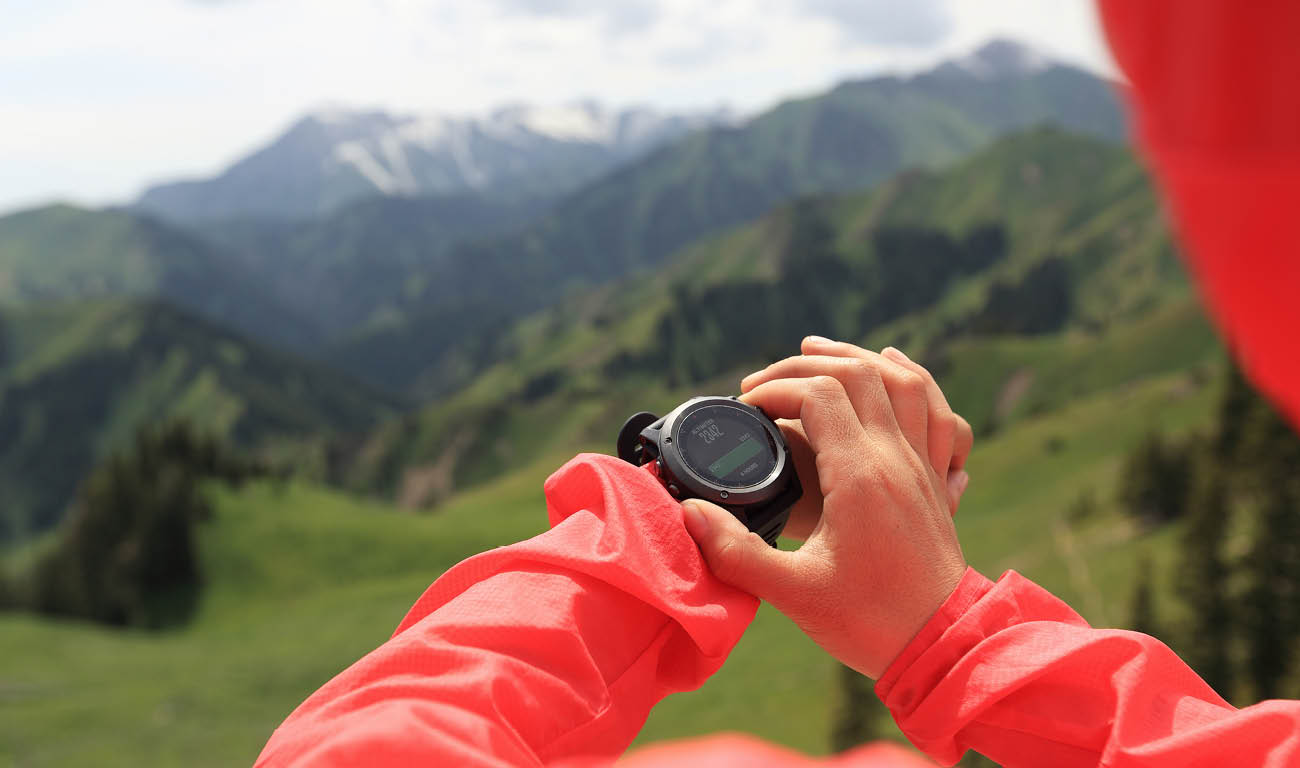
(681, 339, 969, 679)
(741, 338, 973, 539)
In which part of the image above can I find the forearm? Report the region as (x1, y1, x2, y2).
(878, 569, 1300, 767)
(257, 454, 757, 767)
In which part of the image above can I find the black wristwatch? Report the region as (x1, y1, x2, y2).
(617, 396, 802, 546)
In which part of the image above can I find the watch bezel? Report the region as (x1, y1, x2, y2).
(659, 396, 789, 507)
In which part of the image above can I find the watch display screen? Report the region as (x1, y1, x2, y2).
(677, 404, 778, 488)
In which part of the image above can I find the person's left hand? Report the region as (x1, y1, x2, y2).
(741, 337, 973, 540)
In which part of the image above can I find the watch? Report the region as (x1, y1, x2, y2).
(617, 396, 802, 546)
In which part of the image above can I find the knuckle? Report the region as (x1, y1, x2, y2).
(897, 369, 927, 400)
(934, 408, 958, 437)
(849, 357, 881, 384)
(816, 449, 859, 489)
(808, 375, 846, 399)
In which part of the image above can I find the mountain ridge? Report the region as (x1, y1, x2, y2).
(134, 103, 728, 221)
(0, 204, 320, 350)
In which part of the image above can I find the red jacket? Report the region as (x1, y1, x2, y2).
(1096, 0, 1300, 428)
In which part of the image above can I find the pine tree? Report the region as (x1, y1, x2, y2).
(1212, 365, 1255, 460)
(1177, 468, 1235, 699)
(1129, 556, 1158, 637)
(1235, 381, 1300, 700)
(1117, 433, 1192, 525)
(1244, 489, 1300, 700)
(830, 662, 880, 752)
(21, 421, 258, 628)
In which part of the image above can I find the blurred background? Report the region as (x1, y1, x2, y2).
(3, 1, 1298, 766)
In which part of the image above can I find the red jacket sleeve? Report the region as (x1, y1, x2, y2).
(878, 568, 1300, 767)
(254, 454, 758, 767)
(1096, 0, 1300, 428)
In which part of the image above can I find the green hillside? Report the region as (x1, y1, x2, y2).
(339, 128, 1211, 510)
(326, 57, 1124, 398)
(0, 353, 1220, 766)
(0, 300, 391, 541)
(0, 205, 318, 349)
(193, 193, 547, 340)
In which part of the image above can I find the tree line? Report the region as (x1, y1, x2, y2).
(0, 422, 265, 629)
(607, 201, 1016, 386)
(1123, 367, 1300, 701)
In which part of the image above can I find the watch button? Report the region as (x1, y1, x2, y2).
(666, 483, 681, 498)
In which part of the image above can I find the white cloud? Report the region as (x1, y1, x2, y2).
(484, 0, 660, 34)
(0, 0, 1115, 213)
(800, 0, 952, 46)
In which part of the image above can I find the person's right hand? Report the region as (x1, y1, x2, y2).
(744, 338, 973, 539)
(681, 341, 969, 679)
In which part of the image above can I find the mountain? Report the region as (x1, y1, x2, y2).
(332, 128, 1218, 509)
(329, 39, 1129, 398)
(135, 103, 728, 221)
(0, 299, 392, 541)
(193, 193, 548, 340)
(0, 205, 319, 349)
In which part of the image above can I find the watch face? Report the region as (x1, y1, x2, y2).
(676, 404, 778, 489)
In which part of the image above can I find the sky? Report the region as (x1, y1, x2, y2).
(0, 0, 1117, 214)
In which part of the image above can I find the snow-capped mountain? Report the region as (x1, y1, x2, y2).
(136, 102, 728, 221)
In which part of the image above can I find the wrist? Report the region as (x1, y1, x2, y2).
(875, 566, 993, 697)
(870, 558, 968, 678)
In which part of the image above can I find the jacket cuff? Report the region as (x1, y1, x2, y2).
(875, 567, 993, 706)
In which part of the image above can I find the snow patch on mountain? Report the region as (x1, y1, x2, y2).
(331, 142, 398, 194)
(316, 103, 720, 200)
(513, 104, 617, 144)
(941, 39, 1056, 80)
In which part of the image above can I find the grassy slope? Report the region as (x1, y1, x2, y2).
(0, 341, 1222, 766)
(0, 299, 392, 540)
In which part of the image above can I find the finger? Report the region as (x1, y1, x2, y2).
(742, 355, 893, 432)
(797, 339, 936, 468)
(739, 376, 878, 455)
(682, 499, 807, 608)
(951, 414, 974, 472)
(801, 335, 872, 359)
(871, 354, 931, 466)
(947, 470, 970, 517)
(882, 346, 960, 476)
(743, 340, 889, 390)
(776, 419, 820, 541)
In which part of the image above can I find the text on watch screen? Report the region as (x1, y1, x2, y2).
(678, 405, 776, 488)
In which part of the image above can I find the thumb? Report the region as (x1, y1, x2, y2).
(681, 499, 801, 603)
